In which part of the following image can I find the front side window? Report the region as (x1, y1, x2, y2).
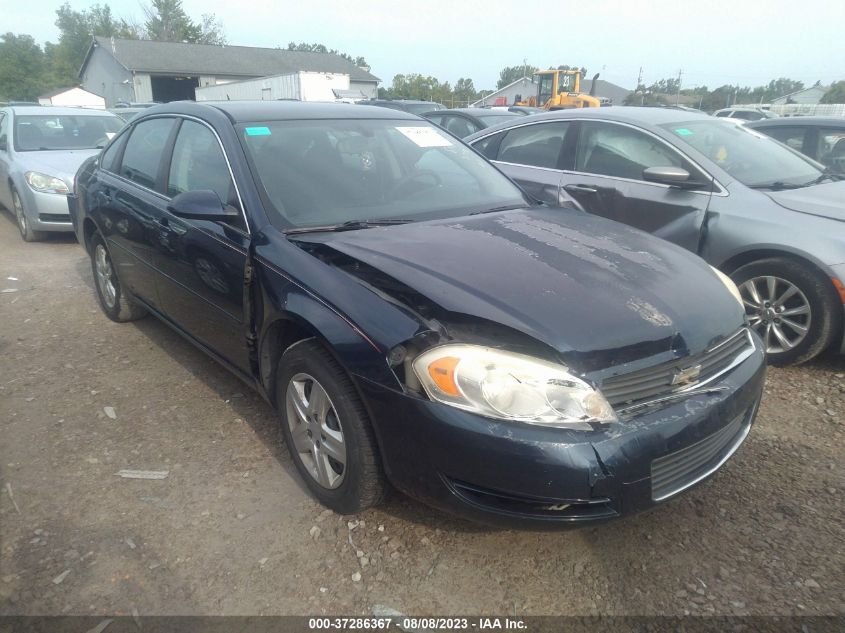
(497, 122, 570, 169)
(13, 115, 123, 151)
(661, 120, 821, 187)
(167, 120, 234, 206)
(818, 128, 845, 174)
(238, 119, 525, 229)
(576, 122, 681, 180)
(120, 118, 175, 190)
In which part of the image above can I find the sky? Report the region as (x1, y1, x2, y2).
(3, 0, 844, 91)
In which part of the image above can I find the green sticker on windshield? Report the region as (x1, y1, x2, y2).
(675, 128, 694, 136)
(245, 126, 271, 136)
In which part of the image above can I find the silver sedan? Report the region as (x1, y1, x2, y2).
(0, 106, 123, 241)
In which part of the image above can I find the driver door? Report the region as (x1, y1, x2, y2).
(560, 120, 713, 253)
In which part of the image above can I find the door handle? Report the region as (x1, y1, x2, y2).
(158, 215, 187, 235)
(564, 184, 598, 195)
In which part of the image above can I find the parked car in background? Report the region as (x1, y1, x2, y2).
(70, 101, 764, 526)
(0, 105, 123, 241)
(746, 116, 845, 176)
(507, 105, 546, 115)
(108, 108, 145, 123)
(358, 99, 445, 115)
(465, 107, 845, 365)
(713, 107, 778, 122)
(422, 107, 521, 138)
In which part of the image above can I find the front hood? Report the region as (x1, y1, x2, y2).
(766, 180, 845, 221)
(300, 208, 745, 364)
(16, 149, 100, 186)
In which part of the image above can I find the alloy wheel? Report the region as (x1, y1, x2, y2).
(285, 372, 347, 489)
(740, 275, 811, 354)
(94, 244, 117, 309)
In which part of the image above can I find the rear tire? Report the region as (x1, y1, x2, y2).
(731, 257, 840, 365)
(276, 339, 386, 514)
(12, 188, 46, 243)
(89, 231, 147, 322)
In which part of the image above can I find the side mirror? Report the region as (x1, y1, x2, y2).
(642, 166, 709, 189)
(166, 190, 240, 221)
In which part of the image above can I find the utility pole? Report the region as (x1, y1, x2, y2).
(675, 69, 683, 105)
(637, 67, 644, 105)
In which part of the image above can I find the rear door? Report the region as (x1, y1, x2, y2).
(480, 120, 574, 206)
(154, 118, 251, 371)
(560, 120, 713, 252)
(101, 116, 177, 309)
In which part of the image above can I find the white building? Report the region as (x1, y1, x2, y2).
(38, 86, 105, 109)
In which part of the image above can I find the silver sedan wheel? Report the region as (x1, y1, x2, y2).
(285, 372, 346, 489)
(740, 275, 811, 354)
(94, 244, 117, 309)
(13, 192, 27, 236)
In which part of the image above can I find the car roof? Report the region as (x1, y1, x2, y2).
(434, 108, 520, 117)
(365, 99, 439, 105)
(6, 106, 119, 117)
(141, 100, 421, 122)
(746, 116, 845, 128)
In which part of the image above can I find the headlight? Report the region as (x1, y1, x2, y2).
(710, 266, 743, 308)
(412, 344, 615, 426)
(25, 171, 69, 194)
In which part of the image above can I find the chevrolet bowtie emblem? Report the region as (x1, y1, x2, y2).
(672, 364, 702, 387)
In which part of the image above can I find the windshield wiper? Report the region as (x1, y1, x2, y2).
(468, 203, 526, 216)
(284, 219, 412, 235)
(801, 172, 842, 187)
(747, 181, 804, 191)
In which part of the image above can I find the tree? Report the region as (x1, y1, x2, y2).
(820, 81, 845, 104)
(453, 77, 475, 103)
(286, 42, 368, 68)
(497, 64, 537, 89)
(0, 33, 47, 101)
(143, 0, 225, 44)
(51, 3, 139, 85)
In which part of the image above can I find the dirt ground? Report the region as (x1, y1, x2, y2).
(0, 211, 843, 618)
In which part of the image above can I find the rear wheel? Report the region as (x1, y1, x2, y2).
(89, 232, 147, 322)
(731, 257, 840, 365)
(276, 339, 386, 514)
(12, 188, 46, 242)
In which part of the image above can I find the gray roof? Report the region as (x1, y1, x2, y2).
(579, 79, 631, 104)
(87, 37, 379, 83)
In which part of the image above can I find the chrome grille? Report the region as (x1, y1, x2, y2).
(601, 329, 754, 409)
(651, 406, 751, 501)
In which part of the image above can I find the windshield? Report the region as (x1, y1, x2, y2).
(238, 119, 526, 229)
(14, 114, 123, 151)
(660, 120, 822, 187)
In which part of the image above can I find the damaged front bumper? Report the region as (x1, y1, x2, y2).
(355, 342, 766, 529)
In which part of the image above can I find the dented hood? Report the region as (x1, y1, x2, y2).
(299, 208, 745, 361)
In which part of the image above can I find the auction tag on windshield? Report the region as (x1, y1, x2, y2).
(675, 128, 694, 136)
(245, 126, 272, 136)
(395, 126, 453, 147)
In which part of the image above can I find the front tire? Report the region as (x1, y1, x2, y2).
(276, 339, 386, 514)
(12, 188, 46, 242)
(89, 232, 147, 322)
(731, 257, 841, 365)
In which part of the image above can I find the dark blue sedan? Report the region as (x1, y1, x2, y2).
(69, 101, 765, 527)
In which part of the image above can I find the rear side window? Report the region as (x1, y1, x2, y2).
(120, 118, 175, 191)
(167, 120, 234, 206)
(442, 115, 481, 139)
(764, 127, 807, 152)
(497, 122, 570, 169)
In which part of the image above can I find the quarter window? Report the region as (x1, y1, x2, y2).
(120, 118, 175, 191)
(442, 115, 481, 139)
(496, 122, 570, 169)
(576, 122, 682, 181)
(167, 120, 235, 206)
(818, 128, 845, 174)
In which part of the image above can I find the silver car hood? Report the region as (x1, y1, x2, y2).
(766, 180, 845, 222)
(14, 149, 101, 187)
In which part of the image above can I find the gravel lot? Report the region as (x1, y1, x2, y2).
(0, 212, 843, 618)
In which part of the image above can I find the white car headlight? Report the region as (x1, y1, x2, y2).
(412, 344, 615, 426)
(711, 266, 743, 308)
(25, 171, 69, 194)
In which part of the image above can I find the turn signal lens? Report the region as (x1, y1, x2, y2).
(427, 356, 461, 396)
